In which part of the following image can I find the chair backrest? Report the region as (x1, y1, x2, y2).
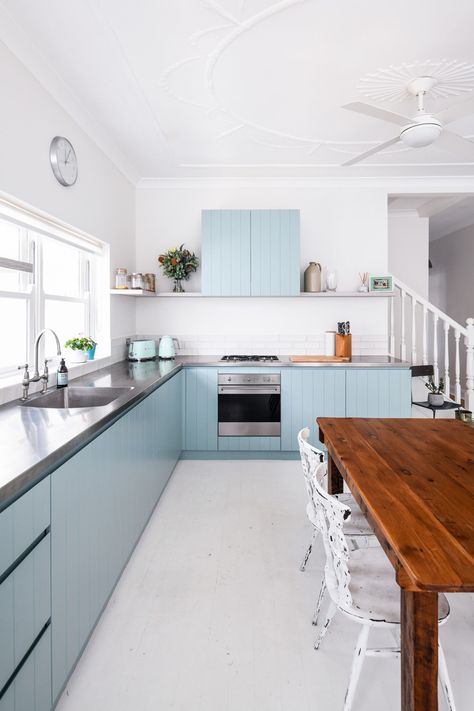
(313, 484, 353, 612)
(297, 428, 326, 503)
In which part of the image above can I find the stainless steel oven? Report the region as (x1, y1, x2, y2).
(218, 373, 281, 437)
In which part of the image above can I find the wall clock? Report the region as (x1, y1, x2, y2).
(49, 136, 78, 186)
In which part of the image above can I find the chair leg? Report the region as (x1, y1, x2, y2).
(312, 577, 326, 626)
(343, 624, 370, 711)
(313, 600, 336, 650)
(300, 528, 318, 572)
(438, 640, 457, 711)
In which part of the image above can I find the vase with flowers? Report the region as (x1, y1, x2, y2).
(157, 244, 199, 292)
(425, 376, 445, 406)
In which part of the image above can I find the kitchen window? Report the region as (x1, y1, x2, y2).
(0, 198, 109, 377)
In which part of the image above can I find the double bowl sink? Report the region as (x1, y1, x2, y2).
(22, 386, 133, 409)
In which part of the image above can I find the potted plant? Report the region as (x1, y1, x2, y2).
(425, 376, 445, 406)
(157, 243, 199, 292)
(64, 336, 96, 363)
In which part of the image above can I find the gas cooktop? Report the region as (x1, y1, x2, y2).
(220, 355, 279, 362)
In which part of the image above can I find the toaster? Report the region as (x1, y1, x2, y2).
(127, 339, 157, 362)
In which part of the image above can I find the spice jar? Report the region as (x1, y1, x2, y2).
(144, 273, 156, 293)
(114, 267, 128, 289)
(130, 273, 144, 289)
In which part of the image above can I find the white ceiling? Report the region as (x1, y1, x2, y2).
(3, 0, 474, 180)
(388, 194, 474, 239)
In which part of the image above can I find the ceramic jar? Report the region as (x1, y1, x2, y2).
(428, 393, 444, 406)
(304, 262, 322, 292)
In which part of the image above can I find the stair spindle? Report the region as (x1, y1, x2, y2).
(411, 297, 417, 365)
(389, 296, 395, 358)
(433, 313, 439, 384)
(422, 306, 428, 365)
(455, 330, 461, 404)
(400, 290, 406, 361)
(465, 318, 474, 411)
(443, 321, 450, 400)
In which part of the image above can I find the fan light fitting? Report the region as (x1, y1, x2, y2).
(400, 117, 443, 148)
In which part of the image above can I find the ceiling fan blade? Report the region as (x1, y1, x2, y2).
(343, 136, 401, 167)
(437, 96, 474, 125)
(436, 130, 474, 161)
(342, 102, 411, 127)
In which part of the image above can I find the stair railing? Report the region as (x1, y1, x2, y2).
(390, 276, 474, 410)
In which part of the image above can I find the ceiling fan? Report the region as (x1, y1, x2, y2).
(342, 76, 474, 166)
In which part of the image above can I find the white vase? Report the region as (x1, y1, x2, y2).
(428, 393, 444, 406)
(66, 348, 88, 363)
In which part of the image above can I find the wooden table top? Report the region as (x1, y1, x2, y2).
(317, 418, 474, 592)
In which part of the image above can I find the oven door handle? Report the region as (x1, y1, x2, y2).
(218, 386, 280, 395)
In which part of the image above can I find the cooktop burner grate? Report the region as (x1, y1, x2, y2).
(221, 355, 279, 362)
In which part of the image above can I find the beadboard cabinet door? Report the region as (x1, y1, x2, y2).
(280, 369, 346, 451)
(345, 369, 412, 418)
(51, 372, 183, 703)
(201, 209, 300, 296)
(250, 210, 300, 296)
(201, 210, 251, 296)
(184, 368, 218, 451)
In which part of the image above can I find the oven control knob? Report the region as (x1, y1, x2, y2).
(227, 377, 231, 382)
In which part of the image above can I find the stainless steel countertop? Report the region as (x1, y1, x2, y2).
(0, 355, 409, 510)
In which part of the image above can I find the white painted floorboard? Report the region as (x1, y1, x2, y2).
(57, 460, 473, 711)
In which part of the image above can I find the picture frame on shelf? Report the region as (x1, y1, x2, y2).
(369, 275, 393, 292)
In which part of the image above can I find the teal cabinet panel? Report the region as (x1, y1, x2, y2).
(51, 375, 183, 702)
(280, 369, 346, 451)
(0, 626, 51, 711)
(184, 368, 218, 451)
(346, 369, 412, 418)
(202, 210, 251, 295)
(0, 534, 50, 691)
(0, 476, 50, 576)
(250, 210, 300, 296)
(218, 436, 281, 451)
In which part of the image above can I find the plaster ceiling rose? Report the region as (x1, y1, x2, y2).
(358, 59, 474, 103)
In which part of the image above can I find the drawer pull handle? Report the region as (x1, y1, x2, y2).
(0, 618, 51, 700)
(0, 526, 50, 586)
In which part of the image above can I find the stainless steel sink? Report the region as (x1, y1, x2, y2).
(22, 386, 134, 409)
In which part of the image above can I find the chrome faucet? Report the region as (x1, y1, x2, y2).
(18, 328, 62, 400)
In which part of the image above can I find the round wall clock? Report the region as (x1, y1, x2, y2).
(49, 136, 78, 186)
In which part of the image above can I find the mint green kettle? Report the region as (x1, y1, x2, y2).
(158, 336, 178, 359)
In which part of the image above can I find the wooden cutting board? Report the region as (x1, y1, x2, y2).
(290, 355, 351, 362)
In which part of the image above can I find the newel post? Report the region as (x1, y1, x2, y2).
(465, 318, 474, 411)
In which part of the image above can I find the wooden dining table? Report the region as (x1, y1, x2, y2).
(317, 417, 474, 711)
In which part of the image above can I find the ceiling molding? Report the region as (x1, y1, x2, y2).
(137, 176, 474, 190)
(0, 5, 140, 185)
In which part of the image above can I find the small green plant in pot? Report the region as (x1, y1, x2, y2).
(64, 336, 95, 363)
(425, 376, 445, 406)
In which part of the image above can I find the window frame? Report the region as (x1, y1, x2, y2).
(0, 199, 108, 379)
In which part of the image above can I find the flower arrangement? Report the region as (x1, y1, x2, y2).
(64, 336, 95, 352)
(158, 244, 199, 292)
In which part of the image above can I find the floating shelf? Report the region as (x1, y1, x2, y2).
(110, 289, 158, 297)
(152, 291, 395, 298)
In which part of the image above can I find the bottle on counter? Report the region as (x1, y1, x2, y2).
(57, 358, 68, 388)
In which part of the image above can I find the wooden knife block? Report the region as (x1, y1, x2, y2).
(335, 334, 352, 358)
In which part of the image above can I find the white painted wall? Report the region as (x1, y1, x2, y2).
(388, 212, 429, 298)
(0, 41, 136, 339)
(429, 225, 474, 326)
(136, 184, 389, 342)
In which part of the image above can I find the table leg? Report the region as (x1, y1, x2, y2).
(401, 590, 438, 711)
(327, 455, 344, 494)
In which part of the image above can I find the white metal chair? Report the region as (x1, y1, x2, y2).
(297, 428, 378, 632)
(313, 479, 456, 711)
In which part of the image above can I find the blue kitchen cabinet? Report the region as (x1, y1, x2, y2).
(0, 476, 51, 711)
(201, 209, 300, 296)
(250, 210, 300, 296)
(184, 368, 218, 451)
(201, 210, 251, 296)
(51, 372, 183, 703)
(280, 368, 346, 451)
(345, 369, 412, 417)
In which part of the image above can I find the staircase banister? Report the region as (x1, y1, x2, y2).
(392, 276, 468, 335)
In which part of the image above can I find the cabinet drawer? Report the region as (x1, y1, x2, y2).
(0, 477, 50, 577)
(0, 624, 51, 711)
(0, 534, 51, 692)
